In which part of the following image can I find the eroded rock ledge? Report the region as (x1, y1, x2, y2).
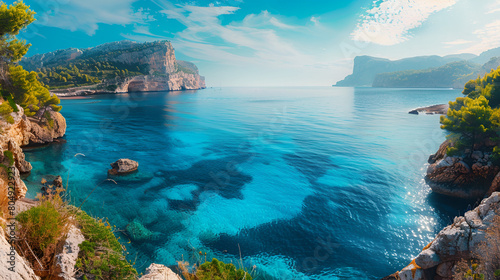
(382, 192, 500, 280)
(426, 140, 500, 198)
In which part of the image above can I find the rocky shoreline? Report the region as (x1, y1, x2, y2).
(0, 102, 184, 279)
(382, 192, 500, 280)
(409, 104, 449, 115)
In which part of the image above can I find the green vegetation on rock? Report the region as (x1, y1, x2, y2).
(440, 66, 500, 159)
(373, 60, 481, 88)
(180, 258, 253, 280)
(73, 208, 137, 280)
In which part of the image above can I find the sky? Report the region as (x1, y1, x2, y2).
(7, 0, 500, 87)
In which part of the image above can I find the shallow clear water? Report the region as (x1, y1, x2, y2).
(24, 87, 478, 279)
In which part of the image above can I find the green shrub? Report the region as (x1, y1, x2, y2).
(73, 209, 137, 280)
(17, 201, 64, 252)
(0, 101, 14, 124)
(196, 258, 253, 280)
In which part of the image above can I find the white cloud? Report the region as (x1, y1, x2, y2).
(460, 20, 500, 54)
(32, 0, 153, 35)
(443, 39, 473, 45)
(351, 0, 457, 46)
(310, 16, 319, 25)
(155, 1, 313, 67)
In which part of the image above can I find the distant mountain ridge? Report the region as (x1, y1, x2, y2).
(20, 40, 205, 96)
(335, 46, 500, 88)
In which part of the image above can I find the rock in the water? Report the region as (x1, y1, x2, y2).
(53, 175, 63, 189)
(408, 104, 449, 115)
(126, 220, 153, 241)
(139, 263, 182, 280)
(53, 225, 85, 280)
(108, 159, 139, 175)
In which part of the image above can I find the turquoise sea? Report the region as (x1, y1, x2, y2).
(23, 87, 476, 279)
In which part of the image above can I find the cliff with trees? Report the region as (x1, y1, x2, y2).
(19, 40, 206, 96)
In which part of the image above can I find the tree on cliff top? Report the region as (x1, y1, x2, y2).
(0, 1, 34, 66)
(463, 67, 500, 107)
(0, 1, 61, 121)
(440, 96, 494, 157)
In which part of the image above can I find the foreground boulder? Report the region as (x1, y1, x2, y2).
(108, 159, 139, 175)
(382, 192, 500, 280)
(426, 140, 499, 198)
(139, 263, 182, 280)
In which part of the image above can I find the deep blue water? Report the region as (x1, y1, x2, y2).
(23, 87, 477, 279)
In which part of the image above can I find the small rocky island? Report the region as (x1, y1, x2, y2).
(108, 159, 139, 175)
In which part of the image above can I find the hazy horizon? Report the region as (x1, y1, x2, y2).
(10, 0, 500, 87)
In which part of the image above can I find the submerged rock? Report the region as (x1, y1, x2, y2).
(139, 263, 182, 280)
(126, 220, 153, 241)
(108, 159, 139, 175)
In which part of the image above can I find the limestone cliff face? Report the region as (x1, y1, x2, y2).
(20, 40, 206, 96)
(115, 72, 206, 92)
(385, 192, 500, 280)
(0, 106, 66, 212)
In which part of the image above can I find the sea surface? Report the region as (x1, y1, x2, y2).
(24, 87, 477, 279)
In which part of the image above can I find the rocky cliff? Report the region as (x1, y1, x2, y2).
(335, 55, 469, 87)
(20, 40, 206, 96)
(0, 106, 66, 216)
(425, 140, 500, 199)
(335, 46, 500, 88)
(383, 192, 500, 280)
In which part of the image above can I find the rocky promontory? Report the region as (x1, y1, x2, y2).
(425, 140, 500, 199)
(408, 104, 449, 115)
(20, 40, 206, 97)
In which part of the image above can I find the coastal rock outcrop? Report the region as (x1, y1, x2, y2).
(108, 159, 139, 175)
(115, 72, 205, 93)
(0, 227, 40, 280)
(0, 106, 66, 213)
(20, 40, 206, 97)
(383, 192, 500, 280)
(425, 140, 500, 198)
(28, 111, 66, 144)
(139, 263, 182, 280)
(408, 104, 449, 115)
(53, 225, 85, 280)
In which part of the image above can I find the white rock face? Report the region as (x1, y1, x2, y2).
(395, 192, 500, 280)
(54, 225, 85, 280)
(0, 227, 39, 280)
(139, 263, 182, 280)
